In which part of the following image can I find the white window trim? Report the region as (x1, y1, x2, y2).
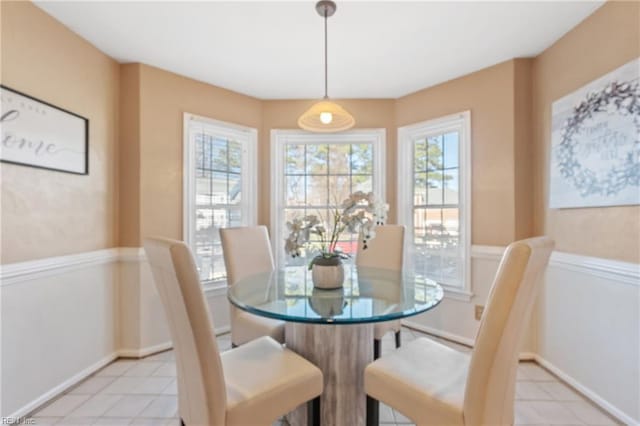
(183, 112, 258, 291)
(270, 129, 386, 268)
(397, 111, 472, 300)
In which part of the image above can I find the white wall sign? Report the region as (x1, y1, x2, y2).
(549, 58, 640, 209)
(0, 85, 88, 175)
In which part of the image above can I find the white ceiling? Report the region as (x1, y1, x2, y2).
(35, 1, 604, 100)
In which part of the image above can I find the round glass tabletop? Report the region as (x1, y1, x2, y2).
(227, 264, 444, 324)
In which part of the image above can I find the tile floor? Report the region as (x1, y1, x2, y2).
(27, 327, 620, 426)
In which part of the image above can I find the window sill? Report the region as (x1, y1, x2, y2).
(203, 280, 228, 295)
(441, 286, 474, 302)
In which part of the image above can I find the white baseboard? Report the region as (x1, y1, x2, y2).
(116, 327, 230, 358)
(402, 320, 476, 347)
(404, 322, 539, 361)
(9, 352, 118, 420)
(215, 325, 231, 336)
(518, 352, 537, 361)
(118, 341, 173, 358)
(534, 355, 638, 426)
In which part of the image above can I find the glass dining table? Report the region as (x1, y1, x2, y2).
(228, 264, 444, 426)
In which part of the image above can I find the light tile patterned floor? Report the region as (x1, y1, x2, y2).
(27, 328, 619, 426)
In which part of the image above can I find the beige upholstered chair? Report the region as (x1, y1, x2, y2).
(357, 225, 406, 359)
(219, 226, 285, 347)
(144, 237, 323, 426)
(364, 236, 554, 426)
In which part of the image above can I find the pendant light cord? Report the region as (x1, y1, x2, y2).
(324, 7, 328, 99)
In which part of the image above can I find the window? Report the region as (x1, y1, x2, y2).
(397, 111, 471, 297)
(183, 113, 257, 288)
(271, 130, 386, 267)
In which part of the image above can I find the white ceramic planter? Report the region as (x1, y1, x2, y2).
(311, 261, 345, 290)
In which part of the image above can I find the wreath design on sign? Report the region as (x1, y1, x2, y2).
(556, 80, 640, 197)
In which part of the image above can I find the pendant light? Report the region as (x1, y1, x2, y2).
(298, 0, 355, 133)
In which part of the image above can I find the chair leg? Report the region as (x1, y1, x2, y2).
(366, 395, 379, 426)
(307, 396, 321, 426)
(231, 342, 238, 348)
(395, 330, 401, 348)
(373, 338, 381, 359)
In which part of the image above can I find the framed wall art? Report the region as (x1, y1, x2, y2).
(549, 58, 639, 209)
(0, 85, 89, 175)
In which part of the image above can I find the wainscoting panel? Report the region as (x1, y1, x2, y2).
(1, 252, 119, 418)
(538, 253, 639, 425)
(1, 246, 637, 424)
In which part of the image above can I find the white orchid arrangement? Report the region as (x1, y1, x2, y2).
(284, 191, 389, 263)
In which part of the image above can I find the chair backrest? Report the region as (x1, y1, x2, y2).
(463, 236, 554, 425)
(356, 225, 405, 271)
(144, 237, 226, 426)
(220, 226, 275, 285)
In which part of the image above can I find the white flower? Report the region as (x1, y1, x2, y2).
(284, 191, 389, 257)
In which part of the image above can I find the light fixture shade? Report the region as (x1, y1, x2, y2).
(298, 100, 355, 133)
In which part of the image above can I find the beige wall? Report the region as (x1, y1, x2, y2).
(118, 64, 263, 243)
(532, 0, 640, 263)
(0, 1, 119, 264)
(513, 59, 534, 240)
(396, 60, 533, 246)
(118, 64, 142, 247)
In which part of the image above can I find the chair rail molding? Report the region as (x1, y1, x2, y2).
(471, 245, 639, 286)
(0, 248, 121, 286)
(549, 250, 640, 286)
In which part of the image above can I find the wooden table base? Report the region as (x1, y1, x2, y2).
(285, 322, 373, 426)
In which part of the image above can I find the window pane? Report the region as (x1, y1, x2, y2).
(229, 208, 242, 227)
(329, 175, 350, 205)
(329, 144, 350, 174)
(414, 139, 427, 172)
(212, 208, 229, 228)
(306, 144, 328, 174)
(427, 135, 443, 170)
(202, 136, 212, 171)
(414, 172, 427, 205)
(427, 174, 443, 205)
(351, 144, 372, 174)
(286, 175, 305, 206)
(443, 132, 459, 169)
(443, 168, 459, 205)
(196, 137, 205, 175)
(352, 175, 372, 194)
(211, 171, 228, 204)
(196, 175, 211, 205)
(212, 138, 228, 171)
(286, 144, 305, 174)
(442, 207, 459, 237)
(229, 140, 242, 173)
(307, 175, 328, 206)
(228, 173, 241, 205)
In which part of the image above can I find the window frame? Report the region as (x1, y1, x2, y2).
(183, 112, 258, 290)
(397, 111, 472, 300)
(270, 129, 386, 268)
